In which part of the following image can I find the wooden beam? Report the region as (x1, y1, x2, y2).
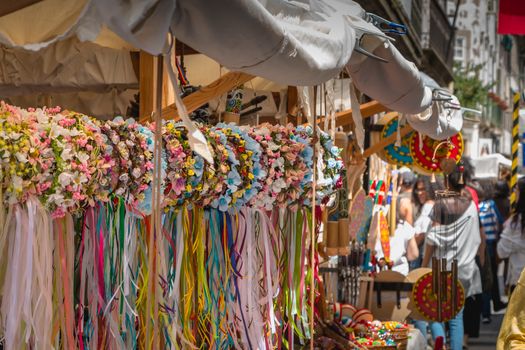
(160, 71, 254, 121)
(362, 124, 413, 158)
(334, 100, 388, 127)
(139, 52, 156, 122)
(311, 100, 388, 127)
(0, 0, 42, 17)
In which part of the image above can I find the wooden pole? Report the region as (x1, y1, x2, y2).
(139, 51, 156, 121)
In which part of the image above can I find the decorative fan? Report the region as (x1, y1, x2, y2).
(380, 115, 413, 166)
(410, 132, 463, 175)
(351, 190, 374, 244)
(412, 271, 464, 322)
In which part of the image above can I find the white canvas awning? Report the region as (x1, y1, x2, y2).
(471, 154, 511, 179)
(0, 0, 434, 114)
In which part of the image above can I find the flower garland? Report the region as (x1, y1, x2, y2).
(0, 103, 344, 214)
(36, 108, 112, 217)
(101, 117, 153, 211)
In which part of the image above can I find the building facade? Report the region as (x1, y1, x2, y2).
(359, 0, 524, 159)
(447, 0, 524, 158)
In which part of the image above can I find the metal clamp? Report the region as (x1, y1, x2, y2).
(366, 13, 408, 35)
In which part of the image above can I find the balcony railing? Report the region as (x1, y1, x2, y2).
(429, 0, 454, 66)
(412, 0, 454, 68)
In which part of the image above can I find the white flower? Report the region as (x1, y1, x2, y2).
(58, 172, 74, 187)
(36, 111, 48, 124)
(61, 148, 73, 161)
(76, 152, 89, 164)
(132, 167, 141, 179)
(268, 141, 280, 151)
(119, 173, 129, 182)
(48, 193, 65, 205)
(12, 175, 23, 192)
(74, 172, 88, 184)
(272, 178, 286, 192)
(49, 124, 69, 139)
(15, 152, 28, 163)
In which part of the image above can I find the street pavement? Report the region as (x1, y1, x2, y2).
(468, 314, 503, 349)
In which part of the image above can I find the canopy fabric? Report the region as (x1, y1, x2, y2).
(172, 0, 360, 86)
(346, 40, 432, 114)
(498, 0, 525, 35)
(471, 154, 511, 179)
(0, 37, 137, 96)
(0, 0, 453, 136)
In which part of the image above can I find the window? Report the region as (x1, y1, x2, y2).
(488, 0, 495, 13)
(454, 36, 465, 61)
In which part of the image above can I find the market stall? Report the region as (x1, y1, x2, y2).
(0, 1, 467, 349)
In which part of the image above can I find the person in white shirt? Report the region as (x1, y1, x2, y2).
(497, 178, 525, 293)
(411, 176, 441, 269)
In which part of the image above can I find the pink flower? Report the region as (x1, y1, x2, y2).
(72, 192, 85, 201)
(36, 182, 51, 193)
(85, 144, 93, 151)
(285, 152, 296, 162)
(51, 207, 66, 219)
(76, 138, 88, 147)
(58, 118, 76, 127)
(144, 161, 154, 170)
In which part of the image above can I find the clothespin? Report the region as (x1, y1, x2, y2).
(366, 13, 408, 36)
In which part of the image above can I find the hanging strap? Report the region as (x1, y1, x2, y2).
(349, 80, 365, 151)
(164, 34, 214, 164)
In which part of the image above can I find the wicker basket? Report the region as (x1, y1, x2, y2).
(390, 328, 409, 350)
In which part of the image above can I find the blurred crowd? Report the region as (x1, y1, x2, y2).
(379, 159, 525, 350)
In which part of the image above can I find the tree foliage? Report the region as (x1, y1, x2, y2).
(452, 62, 494, 109)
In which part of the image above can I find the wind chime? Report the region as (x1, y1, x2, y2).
(412, 137, 465, 322)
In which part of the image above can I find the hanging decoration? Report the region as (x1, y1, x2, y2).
(411, 271, 465, 322)
(379, 115, 413, 166)
(0, 102, 345, 349)
(409, 132, 463, 175)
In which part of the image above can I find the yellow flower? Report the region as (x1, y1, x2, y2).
(188, 169, 195, 176)
(241, 154, 248, 160)
(248, 173, 254, 180)
(186, 184, 192, 192)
